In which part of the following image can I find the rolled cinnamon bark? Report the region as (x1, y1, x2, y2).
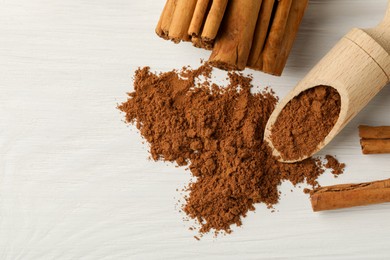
(155, 0, 177, 39)
(192, 35, 209, 49)
(247, 0, 276, 70)
(155, 1, 168, 38)
(261, 0, 293, 75)
(188, 0, 210, 38)
(360, 139, 390, 154)
(208, 0, 262, 70)
(310, 179, 390, 212)
(273, 0, 309, 75)
(168, 0, 198, 43)
(201, 0, 228, 48)
(359, 125, 390, 139)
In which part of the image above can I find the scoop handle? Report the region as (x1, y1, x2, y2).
(363, 0, 390, 55)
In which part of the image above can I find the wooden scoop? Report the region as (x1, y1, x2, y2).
(264, 1, 390, 163)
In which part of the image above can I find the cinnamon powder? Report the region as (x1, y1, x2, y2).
(270, 86, 341, 161)
(118, 65, 343, 235)
(325, 155, 345, 176)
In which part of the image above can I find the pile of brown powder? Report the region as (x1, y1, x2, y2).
(118, 64, 343, 235)
(325, 155, 345, 176)
(270, 86, 341, 161)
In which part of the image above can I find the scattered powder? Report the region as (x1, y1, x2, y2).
(270, 86, 341, 161)
(325, 155, 345, 176)
(118, 64, 343, 235)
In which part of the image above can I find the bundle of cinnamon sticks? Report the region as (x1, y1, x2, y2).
(155, 0, 309, 76)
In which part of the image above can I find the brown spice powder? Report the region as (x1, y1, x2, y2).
(270, 86, 341, 161)
(118, 65, 342, 235)
(325, 155, 345, 176)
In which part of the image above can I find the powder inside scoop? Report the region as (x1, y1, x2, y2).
(270, 86, 341, 161)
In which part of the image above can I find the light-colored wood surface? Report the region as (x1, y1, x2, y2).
(264, 0, 390, 162)
(0, 0, 390, 259)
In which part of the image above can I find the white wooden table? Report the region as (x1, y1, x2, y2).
(1, 0, 389, 259)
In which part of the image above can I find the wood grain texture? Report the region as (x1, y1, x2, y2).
(0, 0, 390, 259)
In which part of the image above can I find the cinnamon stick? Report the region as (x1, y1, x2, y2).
(155, 0, 177, 39)
(247, 0, 275, 70)
(189, 0, 228, 50)
(310, 179, 390, 212)
(201, 0, 228, 48)
(168, 0, 198, 43)
(208, 0, 262, 70)
(359, 125, 390, 139)
(358, 125, 390, 154)
(155, 1, 168, 38)
(188, 0, 210, 38)
(192, 36, 208, 49)
(273, 0, 309, 76)
(360, 139, 390, 154)
(261, 0, 293, 75)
